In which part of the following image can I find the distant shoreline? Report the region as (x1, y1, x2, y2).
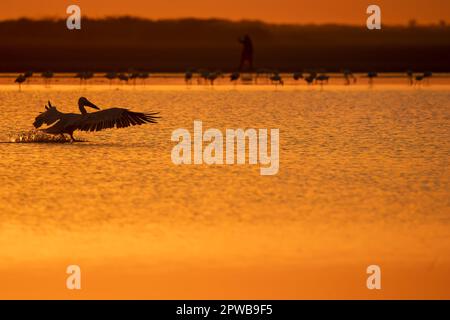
(1, 17, 449, 72)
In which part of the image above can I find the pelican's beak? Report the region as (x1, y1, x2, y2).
(85, 99, 100, 110)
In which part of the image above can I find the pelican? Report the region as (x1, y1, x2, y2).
(33, 97, 159, 142)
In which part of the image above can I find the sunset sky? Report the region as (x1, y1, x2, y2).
(0, 0, 448, 25)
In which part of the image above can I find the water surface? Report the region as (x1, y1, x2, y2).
(1, 84, 449, 298)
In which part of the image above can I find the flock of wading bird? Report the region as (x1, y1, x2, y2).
(13, 69, 434, 90)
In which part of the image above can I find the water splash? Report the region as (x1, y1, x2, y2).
(9, 130, 71, 143)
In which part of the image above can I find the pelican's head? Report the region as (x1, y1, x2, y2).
(78, 97, 100, 110)
(33, 101, 59, 128)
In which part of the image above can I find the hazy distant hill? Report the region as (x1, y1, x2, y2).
(1, 17, 450, 72)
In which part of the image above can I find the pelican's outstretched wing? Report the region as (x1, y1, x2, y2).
(74, 108, 159, 132)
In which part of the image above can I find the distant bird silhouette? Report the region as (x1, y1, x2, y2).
(24, 71, 33, 84)
(129, 71, 140, 85)
(367, 72, 378, 85)
(270, 73, 284, 86)
(406, 70, 414, 85)
(197, 69, 210, 84)
(293, 72, 303, 82)
(138, 72, 150, 85)
(118, 73, 129, 84)
(75, 71, 94, 85)
(255, 68, 272, 84)
(104, 72, 117, 85)
(33, 98, 160, 142)
(414, 74, 425, 85)
(15, 74, 26, 91)
(230, 72, 240, 84)
(41, 71, 54, 86)
(304, 72, 317, 85)
(343, 69, 356, 85)
(315, 74, 329, 86)
(185, 70, 193, 84)
(207, 72, 220, 85)
(423, 71, 433, 85)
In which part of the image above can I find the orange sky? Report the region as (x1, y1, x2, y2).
(0, 0, 448, 24)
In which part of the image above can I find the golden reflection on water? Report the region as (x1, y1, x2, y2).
(0, 84, 449, 298)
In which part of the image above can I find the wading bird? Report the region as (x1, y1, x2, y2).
(15, 74, 26, 91)
(293, 72, 303, 82)
(315, 74, 329, 86)
(207, 72, 220, 85)
(75, 71, 94, 85)
(415, 74, 425, 85)
(343, 69, 356, 85)
(24, 71, 33, 84)
(367, 72, 378, 85)
(185, 70, 193, 84)
(270, 73, 284, 86)
(304, 72, 317, 85)
(104, 72, 117, 85)
(230, 72, 240, 84)
(118, 73, 129, 84)
(138, 72, 150, 85)
(406, 70, 414, 85)
(41, 71, 54, 86)
(33, 97, 159, 142)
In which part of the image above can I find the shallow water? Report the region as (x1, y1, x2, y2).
(0, 84, 449, 298)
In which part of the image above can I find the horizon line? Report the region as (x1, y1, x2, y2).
(1, 15, 449, 28)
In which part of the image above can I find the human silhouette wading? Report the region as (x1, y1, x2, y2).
(239, 35, 253, 71)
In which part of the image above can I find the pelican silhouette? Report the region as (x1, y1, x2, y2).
(33, 97, 159, 142)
